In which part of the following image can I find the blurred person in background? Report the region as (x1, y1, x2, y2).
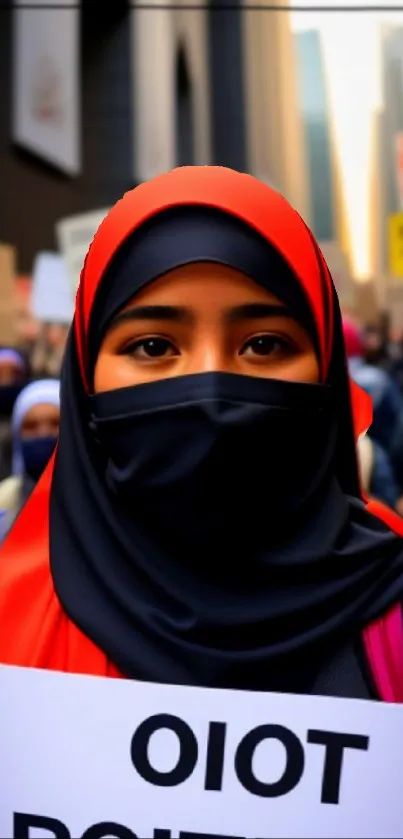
(357, 431, 400, 510)
(386, 328, 403, 396)
(361, 315, 403, 382)
(343, 318, 403, 510)
(362, 323, 388, 368)
(14, 275, 40, 360)
(31, 322, 69, 378)
(0, 347, 28, 415)
(0, 379, 59, 540)
(390, 409, 403, 517)
(0, 347, 30, 481)
(2, 168, 403, 707)
(344, 319, 403, 452)
(46, 323, 70, 376)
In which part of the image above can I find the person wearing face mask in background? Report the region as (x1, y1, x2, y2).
(0, 347, 30, 482)
(0, 379, 60, 541)
(2, 167, 403, 706)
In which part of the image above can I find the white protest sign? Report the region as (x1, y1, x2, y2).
(56, 207, 110, 293)
(1, 665, 403, 838)
(31, 251, 74, 324)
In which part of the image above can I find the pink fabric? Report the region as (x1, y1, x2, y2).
(343, 318, 364, 359)
(363, 603, 403, 702)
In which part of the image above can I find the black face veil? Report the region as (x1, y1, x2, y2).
(50, 206, 403, 693)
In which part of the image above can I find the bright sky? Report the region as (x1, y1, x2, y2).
(291, 0, 403, 278)
(291, 0, 403, 32)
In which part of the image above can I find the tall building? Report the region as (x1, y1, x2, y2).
(241, 0, 310, 221)
(292, 27, 357, 307)
(294, 29, 334, 241)
(379, 25, 403, 220)
(132, 0, 311, 221)
(377, 24, 403, 282)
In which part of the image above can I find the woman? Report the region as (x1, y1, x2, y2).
(1, 165, 403, 700)
(0, 379, 60, 540)
(0, 347, 29, 481)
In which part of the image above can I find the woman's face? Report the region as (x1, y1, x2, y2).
(0, 361, 23, 386)
(94, 263, 320, 393)
(20, 403, 60, 440)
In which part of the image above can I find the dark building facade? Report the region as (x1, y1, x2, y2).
(208, 0, 247, 173)
(0, 1, 134, 271)
(0, 0, 247, 273)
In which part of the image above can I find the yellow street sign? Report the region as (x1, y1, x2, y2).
(388, 212, 403, 278)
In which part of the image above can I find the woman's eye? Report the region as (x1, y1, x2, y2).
(240, 335, 292, 358)
(127, 338, 178, 360)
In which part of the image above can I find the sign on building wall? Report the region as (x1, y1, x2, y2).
(12, 0, 80, 176)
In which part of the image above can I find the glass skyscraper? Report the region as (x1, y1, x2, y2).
(294, 29, 335, 241)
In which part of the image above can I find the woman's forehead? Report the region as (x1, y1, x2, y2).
(21, 402, 60, 424)
(0, 360, 22, 372)
(119, 263, 286, 307)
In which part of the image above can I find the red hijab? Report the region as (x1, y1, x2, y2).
(0, 166, 401, 680)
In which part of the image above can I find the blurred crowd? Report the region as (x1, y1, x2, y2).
(0, 347, 60, 541)
(343, 316, 403, 515)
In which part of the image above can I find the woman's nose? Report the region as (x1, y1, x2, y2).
(186, 339, 228, 374)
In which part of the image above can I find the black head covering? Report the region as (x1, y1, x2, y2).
(50, 207, 403, 693)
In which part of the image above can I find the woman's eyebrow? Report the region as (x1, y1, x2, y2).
(225, 303, 292, 322)
(106, 302, 294, 333)
(107, 305, 191, 331)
